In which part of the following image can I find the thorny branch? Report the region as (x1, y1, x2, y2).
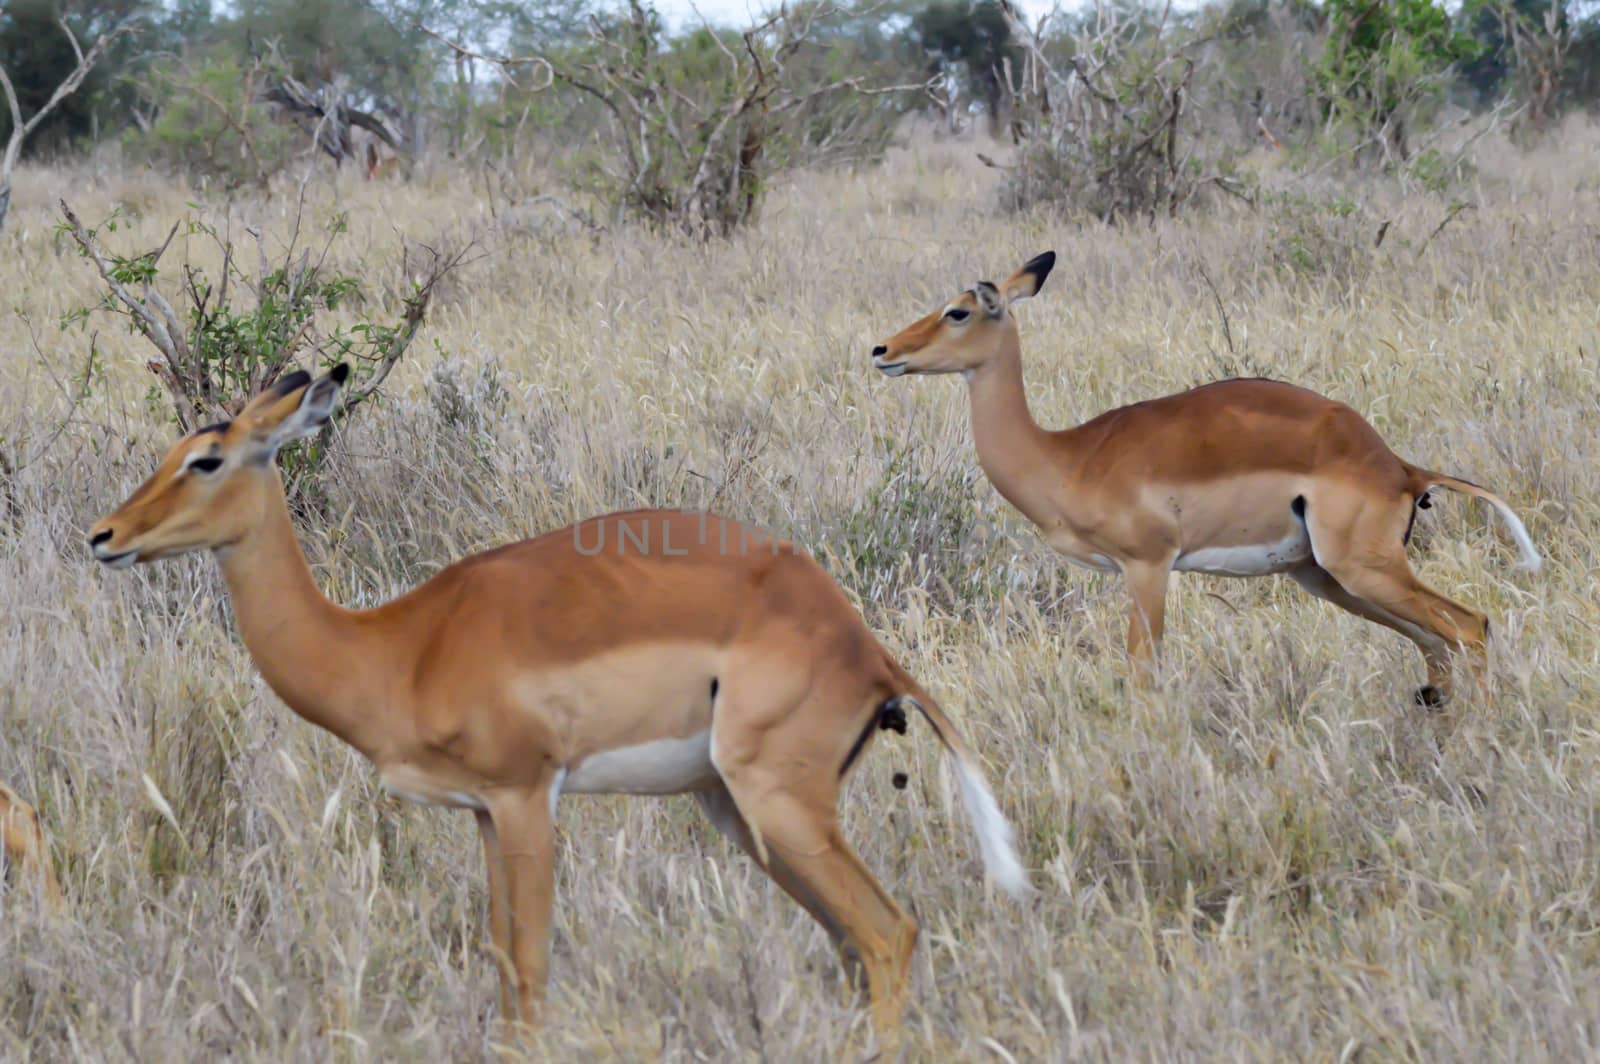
(59, 200, 199, 425)
(342, 243, 479, 414)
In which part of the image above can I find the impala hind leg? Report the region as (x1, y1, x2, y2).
(475, 809, 515, 1021)
(1290, 564, 1458, 704)
(717, 778, 916, 1034)
(486, 784, 558, 1030)
(711, 690, 918, 1036)
(1302, 499, 1490, 704)
(0, 784, 62, 910)
(697, 787, 860, 975)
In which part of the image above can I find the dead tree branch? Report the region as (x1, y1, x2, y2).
(341, 243, 478, 414)
(417, 24, 555, 93)
(259, 68, 405, 167)
(0, 18, 139, 230)
(58, 200, 201, 426)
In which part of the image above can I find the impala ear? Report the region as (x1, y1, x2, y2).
(1002, 251, 1056, 304)
(240, 364, 350, 455)
(973, 280, 1004, 319)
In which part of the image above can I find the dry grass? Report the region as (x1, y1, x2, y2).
(2, 122, 1598, 1061)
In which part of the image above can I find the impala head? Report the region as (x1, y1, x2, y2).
(871, 251, 1055, 377)
(88, 365, 349, 568)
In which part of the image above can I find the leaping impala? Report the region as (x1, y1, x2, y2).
(871, 252, 1541, 705)
(88, 365, 1026, 1035)
(1, 781, 62, 910)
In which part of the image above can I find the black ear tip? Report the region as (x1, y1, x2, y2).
(1031, 250, 1057, 273)
(328, 363, 351, 385)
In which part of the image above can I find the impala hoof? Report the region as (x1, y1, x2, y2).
(891, 771, 908, 790)
(1414, 685, 1447, 709)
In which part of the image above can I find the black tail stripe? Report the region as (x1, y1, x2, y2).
(904, 697, 943, 742)
(838, 713, 879, 778)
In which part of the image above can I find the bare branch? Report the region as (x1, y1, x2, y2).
(1, 19, 140, 229)
(342, 244, 477, 413)
(58, 200, 199, 426)
(417, 24, 554, 92)
(190, 84, 270, 185)
(10, 315, 98, 475)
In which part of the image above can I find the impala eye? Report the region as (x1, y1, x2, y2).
(944, 308, 971, 322)
(187, 456, 224, 474)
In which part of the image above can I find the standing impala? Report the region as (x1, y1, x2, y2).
(871, 252, 1540, 705)
(88, 365, 1026, 1035)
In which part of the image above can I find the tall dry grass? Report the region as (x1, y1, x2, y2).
(1, 122, 1597, 1060)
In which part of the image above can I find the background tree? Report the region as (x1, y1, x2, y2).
(0, 0, 143, 153)
(1497, 0, 1574, 132)
(1315, 0, 1479, 162)
(910, 0, 1018, 133)
(0, 10, 138, 229)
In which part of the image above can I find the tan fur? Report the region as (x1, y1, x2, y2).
(872, 252, 1540, 703)
(1, 782, 62, 910)
(364, 142, 402, 181)
(88, 367, 1017, 1038)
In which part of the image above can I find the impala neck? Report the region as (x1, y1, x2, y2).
(215, 473, 381, 757)
(964, 327, 1064, 530)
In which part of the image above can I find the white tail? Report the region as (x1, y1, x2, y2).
(952, 752, 1029, 897)
(1485, 494, 1542, 571)
(1423, 472, 1543, 572)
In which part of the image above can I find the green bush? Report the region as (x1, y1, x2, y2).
(127, 55, 294, 188)
(1315, 0, 1479, 163)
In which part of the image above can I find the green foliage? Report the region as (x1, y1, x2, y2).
(1259, 191, 1370, 282)
(828, 444, 989, 613)
(227, 0, 430, 100)
(1315, 0, 1479, 161)
(1457, 0, 1546, 101)
(128, 54, 294, 187)
(57, 202, 461, 441)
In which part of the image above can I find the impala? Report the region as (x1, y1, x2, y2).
(1, 781, 62, 909)
(88, 365, 1026, 1034)
(364, 142, 402, 181)
(872, 252, 1541, 705)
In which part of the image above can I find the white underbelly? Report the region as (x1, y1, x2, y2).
(379, 766, 489, 811)
(1174, 527, 1312, 576)
(1062, 552, 1121, 573)
(561, 730, 718, 796)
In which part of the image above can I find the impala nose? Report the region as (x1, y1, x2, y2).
(871, 344, 887, 359)
(89, 528, 113, 548)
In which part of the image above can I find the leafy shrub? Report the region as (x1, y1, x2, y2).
(128, 54, 294, 188)
(552, 0, 920, 236)
(56, 201, 466, 440)
(1314, 0, 1479, 164)
(998, 10, 1251, 220)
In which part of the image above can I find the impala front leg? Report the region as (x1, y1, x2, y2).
(475, 809, 514, 1022)
(1122, 559, 1173, 676)
(487, 781, 558, 1032)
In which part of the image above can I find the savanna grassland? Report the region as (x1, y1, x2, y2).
(2, 123, 1599, 1061)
